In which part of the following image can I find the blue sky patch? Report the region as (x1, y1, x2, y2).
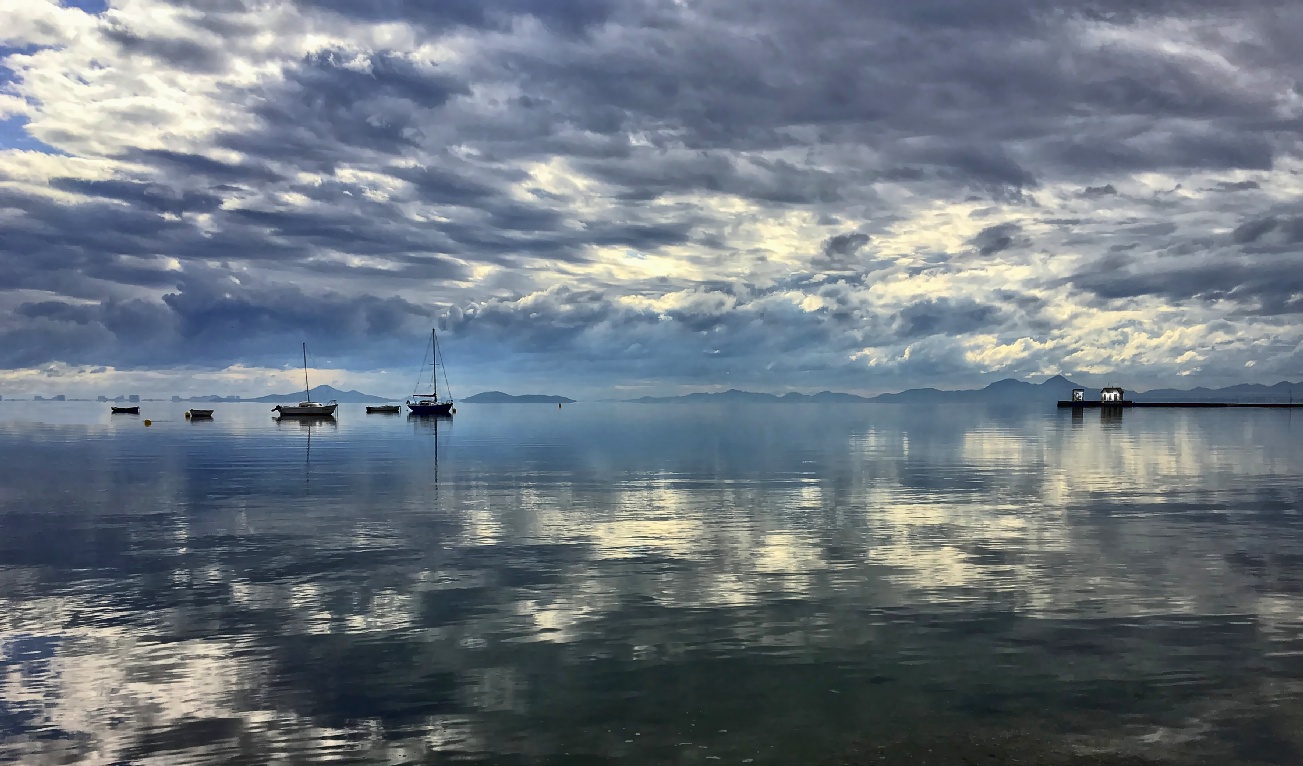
(61, 0, 110, 14)
(0, 116, 59, 153)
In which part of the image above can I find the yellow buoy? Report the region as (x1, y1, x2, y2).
(144, 419, 152, 427)
(185, 411, 192, 419)
(452, 408, 457, 414)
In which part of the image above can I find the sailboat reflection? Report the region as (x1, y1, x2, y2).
(275, 417, 336, 487)
(276, 417, 338, 432)
(409, 412, 451, 484)
(406, 411, 453, 429)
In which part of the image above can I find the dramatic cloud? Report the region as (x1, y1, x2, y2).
(2, 0, 1302, 396)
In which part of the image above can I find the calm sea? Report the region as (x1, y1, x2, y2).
(1, 402, 1302, 764)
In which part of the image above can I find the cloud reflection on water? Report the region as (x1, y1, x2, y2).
(1, 403, 1302, 763)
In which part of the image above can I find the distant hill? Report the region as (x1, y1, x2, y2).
(628, 378, 1084, 404)
(870, 375, 1084, 404)
(245, 385, 390, 404)
(1132, 381, 1302, 403)
(629, 389, 873, 404)
(463, 391, 575, 403)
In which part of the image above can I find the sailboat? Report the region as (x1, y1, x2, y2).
(272, 343, 338, 417)
(407, 328, 455, 417)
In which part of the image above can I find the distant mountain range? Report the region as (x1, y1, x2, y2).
(245, 385, 391, 404)
(177, 378, 1303, 407)
(1130, 381, 1303, 403)
(870, 375, 1083, 404)
(462, 391, 575, 403)
(628, 390, 877, 404)
(627, 376, 1303, 405)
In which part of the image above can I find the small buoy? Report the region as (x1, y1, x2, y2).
(452, 407, 457, 414)
(558, 402, 562, 409)
(185, 411, 192, 419)
(144, 419, 152, 427)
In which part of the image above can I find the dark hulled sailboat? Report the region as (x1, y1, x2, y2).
(407, 328, 455, 417)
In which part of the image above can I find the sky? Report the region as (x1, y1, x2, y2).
(1, 0, 1302, 399)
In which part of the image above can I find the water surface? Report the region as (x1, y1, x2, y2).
(1, 402, 1302, 764)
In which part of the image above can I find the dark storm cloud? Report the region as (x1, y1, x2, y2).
(1082, 184, 1118, 198)
(587, 220, 692, 249)
(485, 0, 1293, 183)
(1068, 256, 1303, 315)
(161, 277, 427, 342)
(970, 222, 1027, 256)
(121, 149, 284, 184)
(916, 145, 1039, 193)
(100, 22, 226, 73)
(224, 49, 470, 164)
(1045, 130, 1276, 175)
(296, 0, 619, 37)
(579, 153, 846, 204)
(2, 275, 435, 369)
(3, 297, 175, 368)
(390, 165, 501, 206)
(50, 178, 224, 214)
(825, 233, 871, 257)
(1212, 180, 1261, 193)
(0, 178, 476, 306)
(1232, 216, 1282, 244)
(1231, 215, 1303, 247)
(0, 187, 197, 295)
(810, 232, 879, 274)
(896, 298, 1005, 339)
(16, 301, 99, 324)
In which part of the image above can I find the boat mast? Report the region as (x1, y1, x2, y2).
(436, 329, 452, 403)
(302, 342, 310, 402)
(431, 329, 438, 400)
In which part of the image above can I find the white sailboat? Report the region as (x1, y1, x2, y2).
(273, 343, 338, 417)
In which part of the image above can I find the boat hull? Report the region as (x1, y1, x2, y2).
(366, 405, 402, 414)
(273, 403, 338, 417)
(110, 406, 139, 414)
(407, 401, 454, 417)
(188, 409, 214, 418)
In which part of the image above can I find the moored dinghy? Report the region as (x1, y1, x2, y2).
(188, 409, 214, 419)
(110, 406, 140, 414)
(273, 343, 338, 418)
(366, 405, 402, 414)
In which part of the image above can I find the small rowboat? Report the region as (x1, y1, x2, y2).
(110, 406, 140, 414)
(366, 405, 402, 414)
(188, 409, 214, 419)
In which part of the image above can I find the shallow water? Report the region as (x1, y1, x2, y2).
(1, 401, 1302, 764)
